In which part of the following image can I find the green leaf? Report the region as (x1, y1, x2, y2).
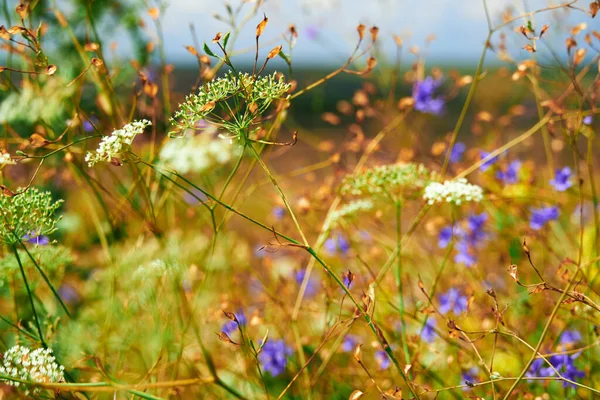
(203, 42, 217, 58)
(278, 50, 291, 66)
(223, 31, 231, 49)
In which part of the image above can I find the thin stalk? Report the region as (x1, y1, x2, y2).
(12, 244, 45, 347)
(395, 201, 411, 368)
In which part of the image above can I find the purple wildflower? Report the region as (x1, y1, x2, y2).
(258, 339, 293, 377)
(584, 115, 593, 125)
(527, 354, 585, 388)
(450, 142, 466, 163)
(560, 330, 582, 345)
(272, 206, 285, 220)
(22, 234, 49, 246)
(455, 240, 476, 267)
(57, 284, 80, 304)
(183, 189, 208, 205)
(479, 150, 499, 172)
(341, 335, 358, 352)
(82, 116, 98, 133)
(549, 167, 573, 192)
(222, 311, 247, 335)
(529, 206, 559, 230)
(295, 269, 318, 298)
(375, 350, 391, 370)
(439, 288, 469, 315)
(421, 318, 437, 343)
(412, 77, 445, 115)
(324, 233, 350, 256)
(496, 160, 521, 184)
(462, 367, 478, 389)
(466, 213, 488, 245)
(304, 25, 319, 40)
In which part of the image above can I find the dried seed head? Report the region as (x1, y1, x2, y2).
(256, 14, 268, 38)
(356, 24, 365, 40)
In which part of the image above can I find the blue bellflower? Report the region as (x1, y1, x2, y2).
(324, 233, 350, 256)
(530, 206, 559, 230)
(341, 335, 359, 352)
(22, 234, 50, 246)
(439, 288, 469, 315)
(421, 318, 437, 343)
(222, 311, 247, 335)
(375, 350, 391, 370)
(527, 354, 585, 388)
(549, 167, 573, 192)
(479, 151, 500, 172)
(258, 339, 293, 377)
(449, 142, 466, 163)
(412, 77, 445, 115)
(496, 160, 521, 184)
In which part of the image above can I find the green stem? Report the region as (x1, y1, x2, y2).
(12, 244, 46, 347)
(395, 201, 411, 368)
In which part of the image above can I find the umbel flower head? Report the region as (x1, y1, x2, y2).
(85, 120, 151, 167)
(170, 71, 291, 138)
(340, 163, 432, 199)
(0, 188, 63, 245)
(0, 345, 65, 392)
(0, 150, 16, 168)
(423, 178, 484, 205)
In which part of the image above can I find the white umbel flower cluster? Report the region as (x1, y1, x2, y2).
(0, 345, 65, 391)
(0, 150, 15, 167)
(85, 120, 151, 167)
(423, 178, 483, 205)
(331, 199, 374, 223)
(159, 129, 240, 175)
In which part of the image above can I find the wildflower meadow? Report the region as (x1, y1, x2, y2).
(0, 0, 600, 398)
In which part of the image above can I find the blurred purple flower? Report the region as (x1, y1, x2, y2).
(560, 330, 582, 345)
(496, 160, 521, 184)
(462, 367, 478, 389)
(258, 339, 293, 377)
(375, 350, 391, 370)
(83, 116, 99, 133)
(549, 167, 573, 192)
(530, 206, 559, 230)
(421, 318, 437, 343)
(479, 150, 499, 172)
(466, 213, 487, 244)
(272, 206, 285, 220)
(324, 233, 350, 255)
(22, 234, 49, 246)
(222, 311, 247, 335)
(341, 335, 358, 352)
(584, 115, 593, 125)
(438, 226, 454, 248)
(527, 354, 585, 388)
(412, 77, 445, 115)
(455, 240, 476, 267)
(295, 269, 318, 298)
(304, 25, 319, 40)
(58, 284, 80, 304)
(449, 142, 466, 163)
(439, 288, 468, 315)
(183, 189, 208, 205)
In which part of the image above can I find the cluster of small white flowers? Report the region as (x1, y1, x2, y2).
(331, 199, 374, 222)
(423, 178, 484, 205)
(0, 150, 15, 167)
(133, 259, 171, 280)
(159, 129, 240, 175)
(0, 345, 65, 392)
(85, 120, 151, 167)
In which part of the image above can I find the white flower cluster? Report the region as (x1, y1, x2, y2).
(159, 129, 240, 175)
(133, 258, 171, 280)
(331, 199, 374, 223)
(0, 150, 15, 167)
(0, 345, 65, 391)
(85, 120, 151, 167)
(423, 178, 483, 205)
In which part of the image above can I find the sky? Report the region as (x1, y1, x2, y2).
(143, 0, 588, 67)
